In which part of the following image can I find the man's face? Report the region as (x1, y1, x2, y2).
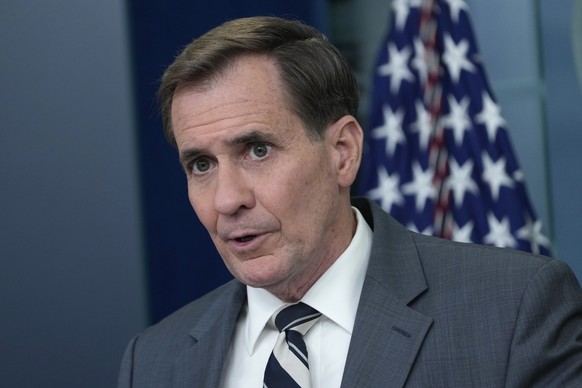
(171, 55, 357, 301)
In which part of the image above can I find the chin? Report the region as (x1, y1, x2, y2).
(238, 273, 282, 289)
(227, 255, 289, 287)
(235, 266, 292, 291)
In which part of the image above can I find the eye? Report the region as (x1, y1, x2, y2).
(190, 157, 214, 174)
(249, 143, 272, 160)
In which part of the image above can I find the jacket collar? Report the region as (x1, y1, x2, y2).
(342, 198, 433, 387)
(172, 280, 246, 388)
(353, 197, 429, 303)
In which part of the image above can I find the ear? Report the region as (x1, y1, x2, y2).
(328, 115, 364, 188)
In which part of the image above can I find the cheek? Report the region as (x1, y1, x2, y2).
(264, 158, 336, 223)
(188, 186, 217, 232)
(265, 164, 314, 205)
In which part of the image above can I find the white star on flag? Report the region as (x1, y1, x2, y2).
(444, 0, 469, 23)
(410, 100, 433, 150)
(484, 213, 517, 248)
(481, 152, 514, 201)
(442, 95, 471, 145)
(392, 0, 412, 30)
(407, 223, 434, 236)
(475, 92, 506, 142)
(517, 217, 550, 255)
(402, 162, 437, 212)
(442, 34, 475, 82)
(367, 166, 404, 212)
(446, 158, 478, 207)
(378, 43, 415, 93)
(412, 38, 429, 85)
(453, 220, 474, 243)
(371, 105, 406, 156)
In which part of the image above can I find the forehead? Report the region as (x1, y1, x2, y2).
(171, 55, 299, 148)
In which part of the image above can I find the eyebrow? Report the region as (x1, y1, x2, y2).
(227, 130, 277, 146)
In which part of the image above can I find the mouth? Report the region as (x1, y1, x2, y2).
(234, 235, 257, 243)
(226, 232, 269, 251)
(221, 227, 271, 251)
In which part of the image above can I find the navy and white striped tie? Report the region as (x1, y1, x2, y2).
(263, 303, 322, 388)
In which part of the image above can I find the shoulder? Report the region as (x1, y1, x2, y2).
(409, 232, 582, 324)
(413, 231, 552, 274)
(118, 280, 246, 386)
(137, 279, 245, 347)
(359, 196, 577, 306)
(355, 198, 582, 383)
(359, 196, 557, 284)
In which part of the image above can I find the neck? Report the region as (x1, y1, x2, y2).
(270, 205, 357, 303)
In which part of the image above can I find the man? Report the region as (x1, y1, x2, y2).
(119, 16, 582, 387)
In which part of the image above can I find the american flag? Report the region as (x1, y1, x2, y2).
(359, 0, 551, 255)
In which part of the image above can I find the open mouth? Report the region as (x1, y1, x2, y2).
(235, 235, 257, 243)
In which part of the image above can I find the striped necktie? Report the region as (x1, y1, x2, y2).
(263, 303, 322, 388)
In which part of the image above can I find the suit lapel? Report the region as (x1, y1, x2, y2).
(171, 281, 246, 388)
(341, 279, 433, 387)
(342, 199, 434, 387)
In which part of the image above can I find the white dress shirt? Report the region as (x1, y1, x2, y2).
(220, 208, 373, 388)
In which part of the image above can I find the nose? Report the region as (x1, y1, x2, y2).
(213, 163, 255, 215)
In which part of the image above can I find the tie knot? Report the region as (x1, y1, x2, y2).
(274, 302, 322, 334)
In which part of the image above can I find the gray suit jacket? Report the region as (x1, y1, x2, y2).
(119, 198, 582, 387)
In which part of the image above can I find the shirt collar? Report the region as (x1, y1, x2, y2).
(244, 207, 373, 355)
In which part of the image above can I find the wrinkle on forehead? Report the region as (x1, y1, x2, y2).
(171, 55, 302, 151)
(172, 97, 261, 133)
